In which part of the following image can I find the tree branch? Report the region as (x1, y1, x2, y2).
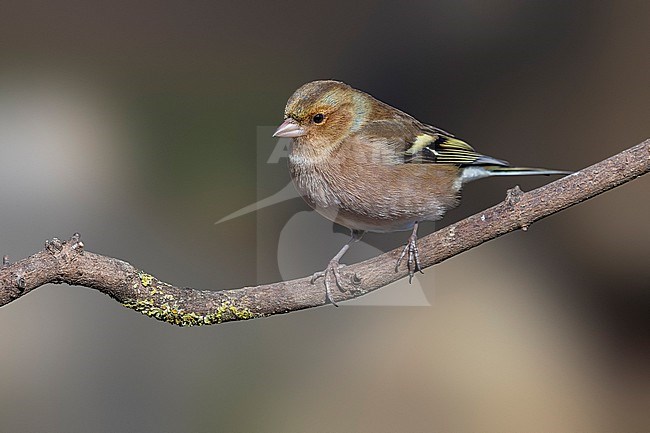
(1, 139, 648, 325)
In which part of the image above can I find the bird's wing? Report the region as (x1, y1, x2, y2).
(359, 119, 509, 167)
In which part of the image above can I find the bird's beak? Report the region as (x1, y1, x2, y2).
(273, 118, 306, 138)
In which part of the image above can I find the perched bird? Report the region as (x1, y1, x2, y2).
(273, 80, 570, 304)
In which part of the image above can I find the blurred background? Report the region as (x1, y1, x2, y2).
(0, 1, 648, 431)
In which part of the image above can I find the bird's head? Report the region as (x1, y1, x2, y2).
(273, 80, 372, 154)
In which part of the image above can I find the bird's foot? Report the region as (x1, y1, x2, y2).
(395, 229, 424, 283)
(311, 260, 359, 306)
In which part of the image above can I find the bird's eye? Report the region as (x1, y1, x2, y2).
(312, 113, 325, 124)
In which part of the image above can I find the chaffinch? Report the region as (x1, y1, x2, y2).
(273, 80, 570, 305)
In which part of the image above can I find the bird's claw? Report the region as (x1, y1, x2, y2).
(311, 261, 358, 306)
(395, 232, 424, 283)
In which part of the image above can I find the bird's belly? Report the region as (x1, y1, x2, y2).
(290, 166, 457, 233)
(289, 154, 463, 233)
(333, 211, 419, 233)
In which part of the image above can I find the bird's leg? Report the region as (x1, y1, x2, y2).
(311, 230, 365, 306)
(395, 222, 424, 282)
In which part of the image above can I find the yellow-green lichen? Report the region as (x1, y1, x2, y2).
(121, 298, 258, 327)
(213, 300, 256, 322)
(138, 272, 154, 287)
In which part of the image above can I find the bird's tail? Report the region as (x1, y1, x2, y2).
(460, 165, 572, 183)
(484, 166, 573, 176)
